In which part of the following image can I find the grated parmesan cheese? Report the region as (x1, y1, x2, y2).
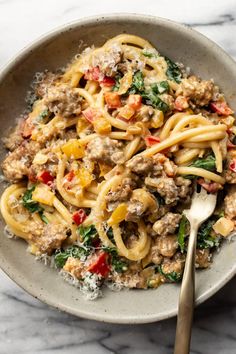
(35, 253, 55, 268)
(4, 225, 17, 239)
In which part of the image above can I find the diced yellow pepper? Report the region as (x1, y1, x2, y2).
(61, 139, 85, 159)
(117, 71, 133, 95)
(77, 167, 93, 188)
(76, 116, 90, 134)
(213, 217, 234, 237)
(32, 184, 55, 206)
(151, 110, 164, 128)
(186, 109, 194, 115)
(93, 117, 111, 134)
(33, 152, 49, 165)
(108, 203, 128, 226)
(118, 105, 135, 120)
(220, 116, 235, 128)
(29, 244, 40, 255)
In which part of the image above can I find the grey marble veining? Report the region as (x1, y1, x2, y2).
(0, 0, 236, 353)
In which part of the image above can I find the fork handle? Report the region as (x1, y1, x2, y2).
(174, 224, 198, 354)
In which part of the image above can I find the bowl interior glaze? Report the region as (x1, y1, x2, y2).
(0, 14, 236, 323)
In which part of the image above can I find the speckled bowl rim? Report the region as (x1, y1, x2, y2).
(0, 13, 236, 324)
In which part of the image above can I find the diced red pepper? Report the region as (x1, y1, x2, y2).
(104, 92, 121, 109)
(84, 66, 103, 81)
(197, 178, 222, 193)
(145, 135, 161, 147)
(82, 107, 101, 123)
(38, 170, 54, 185)
(174, 96, 189, 111)
(65, 170, 75, 182)
(87, 251, 110, 277)
(229, 159, 236, 173)
(84, 67, 116, 88)
(72, 209, 87, 225)
(210, 101, 233, 116)
(127, 94, 142, 110)
(100, 76, 116, 87)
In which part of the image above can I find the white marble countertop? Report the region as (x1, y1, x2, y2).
(0, 0, 236, 353)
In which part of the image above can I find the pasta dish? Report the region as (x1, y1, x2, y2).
(1, 34, 236, 299)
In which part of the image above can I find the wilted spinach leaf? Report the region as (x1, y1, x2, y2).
(151, 81, 169, 94)
(103, 246, 128, 273)
(54, 246, 88, 268)
(178, 215, 188, 253)
(157, 265, 182, 282)
(77, 225, 98, 246)
(197, 218, 221, 249)
(165, 56, 182, 83)
(22, 186, 43, 214)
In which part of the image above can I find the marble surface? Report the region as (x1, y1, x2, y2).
(0, 0, 236, 353)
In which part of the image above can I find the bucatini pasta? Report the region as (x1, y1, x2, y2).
(1, 34, 236, 299)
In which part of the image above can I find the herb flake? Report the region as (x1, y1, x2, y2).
(36, 109, 49, 122)
(54, 246, 88, 268)
(178, 215, 188, 253)
(165, 56, 182, 83)
(77, 225, 98, 246)
(22, 186, 43, 214)
(157, 265, 182, 282)
(190, 155, 216, 172)
(129, 71, 145, 94)
(151, 81, 169, 94)
(141, 90, 169, 112)
(103, 246, 128, 273)
(197, 218, 221, 249)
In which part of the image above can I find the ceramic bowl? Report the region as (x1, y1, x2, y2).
(0, 14, 236, 324)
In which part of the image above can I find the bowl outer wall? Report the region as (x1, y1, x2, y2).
(0, 14, 236, 324)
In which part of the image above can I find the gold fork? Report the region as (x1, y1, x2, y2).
(174, 187, 217, 354)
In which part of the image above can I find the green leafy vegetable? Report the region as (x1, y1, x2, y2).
(178, 213, 221, 250)
(129, 71, 145, 94)
(141, 91, 169, 112)
(22, 186, 50, 224)
(107, 227, 115, 243)
(112, 74, 122, 91)
(157, 265, 182, 282)
(39, 212, 49, 224)
(151, 81, 169, 94)
(36, 109, 49, 122)
(127, 71, 169, 112)
(178, 215, 188, 253)
(22, 186, 44, 213)
(190, 155, 216, 172)
(54, 246, 88, 268)
(197, 218, 221, 249)
(165, 56, 182, 83)
(103, 246, 128, 273)
(184, 155, 216, 179)
(77, 225, 98, 246)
